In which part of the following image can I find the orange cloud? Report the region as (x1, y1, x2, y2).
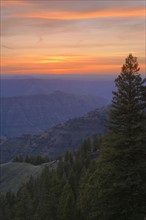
(22, 8, 145, 20)
(1, 0, 34, 6)
(2, 52, 145, 75)
(1, 64, 119, 75)
(38, 55, 86, 64)
(3, 7, 144, 21)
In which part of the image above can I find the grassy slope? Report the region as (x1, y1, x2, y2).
(0, 161, 57, 194)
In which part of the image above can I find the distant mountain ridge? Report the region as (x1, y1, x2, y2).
(0, 91, 107, 137)
(0, 107, 109, 163)
(1, 78, 114, 100)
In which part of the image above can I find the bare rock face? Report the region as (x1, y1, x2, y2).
(0, 107, 109, 163)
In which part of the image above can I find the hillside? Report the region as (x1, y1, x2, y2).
(0, 161, 58, 193)
(0, 91, 107, 137)
(0, 107, 108, 163)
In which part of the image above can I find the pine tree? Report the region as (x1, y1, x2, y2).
(58, 181, 76, 220)
(108, 54, 145, 144)
(78, 54, 146, 220)
(99, 54, 146, 219)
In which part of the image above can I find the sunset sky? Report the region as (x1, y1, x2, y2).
(1, 0, 145, 75)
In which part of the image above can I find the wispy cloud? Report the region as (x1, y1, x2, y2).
(2, 45, 14, 50)
(1, 0, 145, 74)
(4, 7, 145, 21)
(1, 0, 35, 6)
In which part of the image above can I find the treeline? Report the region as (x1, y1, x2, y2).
(13, 134, 101, 166)
(0, 54, 146, 220)
(13, 155, 52, 165)
(0, 138, 101, 220)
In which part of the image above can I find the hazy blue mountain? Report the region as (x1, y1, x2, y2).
(0, 91, 108, 137)
(0, 107, 108, 163)
(1, 77, 115, 101)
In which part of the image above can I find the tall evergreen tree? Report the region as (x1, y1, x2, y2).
(58, 181, 76, 220)
(1, 54, 145, 220)
(98, 54, 146, 219)
(78, 54, 146, 220)
(108, 54, 145, 144)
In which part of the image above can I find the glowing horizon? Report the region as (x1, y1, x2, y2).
(1, 0, 145, 75)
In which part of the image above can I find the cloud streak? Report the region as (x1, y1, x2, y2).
(1, 1, 145, 75)
(4, 7, 145, 21)
(1, 0, 35, 6)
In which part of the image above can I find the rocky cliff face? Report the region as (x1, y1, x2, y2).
(0, 107, 109, 163)
(0, 91, 107, 137)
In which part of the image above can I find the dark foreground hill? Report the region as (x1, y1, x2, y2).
(0, 107, 108, 163)
(0, 161, 58, 193)
(0, 91, 107, 137)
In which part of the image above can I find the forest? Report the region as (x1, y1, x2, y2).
(0, 54, 146, 220)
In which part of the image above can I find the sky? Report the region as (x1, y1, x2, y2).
(1, 0, 146, 75)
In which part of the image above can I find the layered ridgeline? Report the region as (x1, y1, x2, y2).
(0, 107, 108, 163)
(0, 91, 108, 137)
(0, 55, 146, 220)
(1, 77, 114, 100)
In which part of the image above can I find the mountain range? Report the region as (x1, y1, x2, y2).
(1, 77, 115, 100)
(0, 107, 109, 163)
(0, 91, 107, 137)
